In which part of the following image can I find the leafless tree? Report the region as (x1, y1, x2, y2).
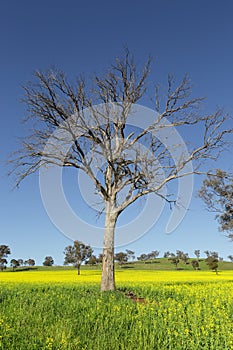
(9, 49, 232, 291)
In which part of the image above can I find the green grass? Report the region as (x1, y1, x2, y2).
(1, 259, 233, 349)
(5, 258, 233, 273)
(1, 280, 233, 350)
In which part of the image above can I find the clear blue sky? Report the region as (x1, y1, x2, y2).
(0, 0, 233, 265)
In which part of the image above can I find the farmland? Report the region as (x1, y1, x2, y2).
(1, 269, 233, 349)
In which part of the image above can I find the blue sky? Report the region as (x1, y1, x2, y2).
(0, 0, 233, 265)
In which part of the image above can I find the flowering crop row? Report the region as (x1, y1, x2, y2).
(0, 270, 233, 349)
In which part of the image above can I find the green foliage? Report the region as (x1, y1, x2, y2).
(125, 249, 135, 261)
(17, 259, 24, 267)
(64, 241, 93, 275)
(191, 259, 200, 270)
(10, 259, 20, 270)
(168, 254, 180, 269)
(0, 258, 7, 271)
(43, 256, 54, 267)
(0, 245, 10, 270)
(194, 250, 200, 260)
(87, 255, 98, 266)
(137, 250, 160, 262)
(176, 250, 189, 264)
(199, 169, 233, 239)
(24, 259, 35, 266)
(0, 245, 11, 258)
(206, 254, 219, 274)
(114, 252, 128, 265)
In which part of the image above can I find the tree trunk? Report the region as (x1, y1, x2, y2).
(101, 202, 118, 292)
(77, 264, 81, 275)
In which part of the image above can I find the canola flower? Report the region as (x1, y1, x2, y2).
(1, 269, 233, 284)
(0, 269, 233, 349)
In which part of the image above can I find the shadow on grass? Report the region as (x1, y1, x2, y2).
(120, 265, 135, 269)
(6, 267, 38, 272)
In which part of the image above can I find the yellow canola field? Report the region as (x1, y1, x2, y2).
(1, 269, 233, 349)
(1, 269, 233, 284)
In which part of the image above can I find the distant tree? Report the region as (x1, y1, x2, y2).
(0, 258, 7, 271)
(64, 240, 93, 275)
(17, 259, 24, 267)
(137, 251, 159, 262)
(126, 249, 135, 262)
(228, 255, 233, 262)
(24, 259, 35, 266)
(176, 250, 189, 264)
(210, 251, 219, 259)
(176, 250, 183, 258)
(87, 255, 98, 266)
(194, 250, 200, 261)
(204, 250, 210, 258)
(10, 259, 20, 271)
(0, 245, 11, 261)
(114, 252, 128, 266)
(43, 256, 54, 266)
(97, 254, 103, 264)
(191, 259, 200, 270)
(137, 253, 148, 262)
(147, 250, 160, 260)
(206, 254, 219, 275)
(199, 169, 233, 239)
(164, 251, 171, 258)
(182, 253, 189, 264)
(169, 254, 180, 269)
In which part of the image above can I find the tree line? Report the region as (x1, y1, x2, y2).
(0, 245, 55, 271)
(1, 243, 233, 274)
(0, 245, 36, 271)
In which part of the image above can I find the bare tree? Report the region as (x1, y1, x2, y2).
(9, 49, 232, 291)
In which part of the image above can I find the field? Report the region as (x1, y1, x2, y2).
(1, 269, 233, 349)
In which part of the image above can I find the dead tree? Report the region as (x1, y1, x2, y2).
(9, 49, 232, 291)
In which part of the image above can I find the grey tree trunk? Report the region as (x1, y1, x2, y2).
(101, 202, 118, 292)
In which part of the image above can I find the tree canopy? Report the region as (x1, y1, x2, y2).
(64, 240, 93, 275)
(199, 169, 233, 239)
